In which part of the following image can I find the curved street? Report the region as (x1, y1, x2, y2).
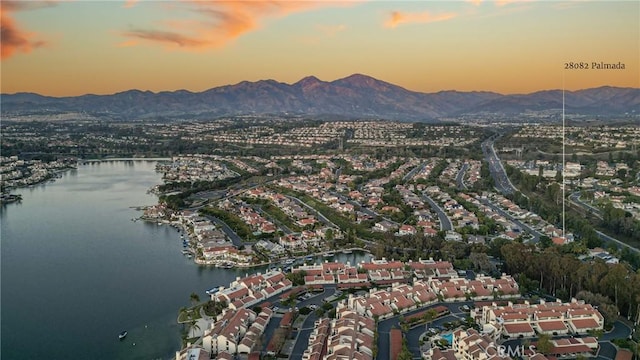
(569, 191, 603, 219)
(421, 193, 453, 231)
(376, 301, 472, 360)
(456, 163, 469, 190)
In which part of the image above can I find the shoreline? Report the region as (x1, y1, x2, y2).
(138, 216, 370, 269)
(2, 166, 76, 200)
(80, 157, 171, 163)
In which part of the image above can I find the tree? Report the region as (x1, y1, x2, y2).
(286, 270, 306, 286)
(536, 333, 553, 354)
(397, 339, 413, 360)
(469, 252, 496, 274)
(188, 320, 201, 338)
(325, 228, 334, 243)
(190, 292, 200, 306)
(538, 235, 553, 249)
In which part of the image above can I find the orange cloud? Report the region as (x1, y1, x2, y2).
(384, 10, 457, 28)
(495, 0, 534, 6)
(121, 1, 351, 50)
(1, 1, 53, 60)
(123, 0, 138, 8)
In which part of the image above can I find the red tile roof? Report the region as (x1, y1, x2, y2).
(538, 320, 567, 331)
(570, 318, 600, 329)
(503, 323, 534, 334)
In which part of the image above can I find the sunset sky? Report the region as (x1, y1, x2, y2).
(1, 0, 638, 96)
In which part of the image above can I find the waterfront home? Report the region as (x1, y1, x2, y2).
(174, 345, 210, 360)
(212, 270, 292, 309)
(201, 307, 272, 356)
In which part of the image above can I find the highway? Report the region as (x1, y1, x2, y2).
(481, 134, 518, 195)
(421, 193, 453, 231)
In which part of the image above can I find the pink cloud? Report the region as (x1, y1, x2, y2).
(384, 10, 457, 29)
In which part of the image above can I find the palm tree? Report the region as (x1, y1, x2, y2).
(188, 320, 201, 338)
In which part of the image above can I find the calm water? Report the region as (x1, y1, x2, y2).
(0, 160, 370, 359)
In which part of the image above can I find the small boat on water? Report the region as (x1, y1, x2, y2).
(118, 331, 127, 340)
(343, 249, 353, 254)
(323, 251, 335, 258)
(304, 256, 313, 261)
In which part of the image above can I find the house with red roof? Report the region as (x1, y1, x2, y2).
(474, 298, 603, 339)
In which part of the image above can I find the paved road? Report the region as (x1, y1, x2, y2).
(251, 204, 294, 235)
(482, 135, 518, 195)
(330, 190, 378, 219)
(262, 315, 283, 352)
(601, 320, 632, 341)
(479, 199, 542, 242)
(289, 286, 337, 360)
(568, 193, 639, 254)
(205, 215, 244, 246)
(421, 193, 453, 231)
(595, 230, 640, 254)
(569, 191, 603, 219)
(377, 302, 472, 360)
(285, 195, 339, 229)
(456, 163, 469, 191)
(404, 162, 428, 182)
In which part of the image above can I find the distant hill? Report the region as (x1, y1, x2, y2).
(1, 74, 638, 121)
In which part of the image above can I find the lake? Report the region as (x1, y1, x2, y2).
(0, 160, 369, 359)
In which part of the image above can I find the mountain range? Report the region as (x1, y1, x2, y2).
(2, 74, 638, 121)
